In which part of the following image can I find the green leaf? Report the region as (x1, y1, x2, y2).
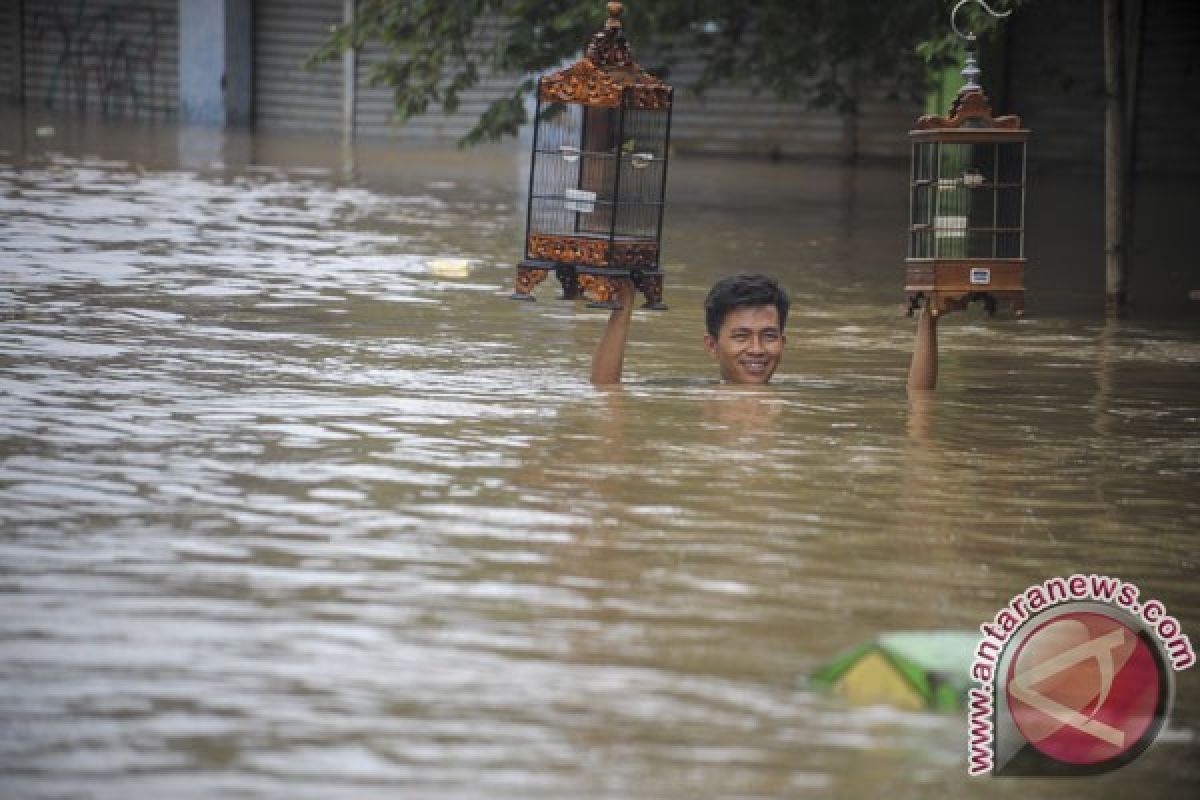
(305, 0, 1029, 146)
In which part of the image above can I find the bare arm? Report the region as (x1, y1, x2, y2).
(590, 281, 635, 385)
(906, 307, 938, 390)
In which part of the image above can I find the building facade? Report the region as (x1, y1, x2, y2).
(2, 0, 1198, 172)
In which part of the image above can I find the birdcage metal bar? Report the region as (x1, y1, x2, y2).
(652, 87, 675, 270)
(523, 79, 544, 261)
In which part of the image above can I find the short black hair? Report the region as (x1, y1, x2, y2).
(704, 273, 790, 338)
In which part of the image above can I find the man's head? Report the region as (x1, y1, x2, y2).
(703, 273, 790, 384)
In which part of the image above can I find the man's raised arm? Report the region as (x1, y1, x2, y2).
(906, 307, 938, 390)
(590, 280, 636, 385)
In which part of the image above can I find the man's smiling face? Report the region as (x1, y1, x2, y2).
(703, 305, 785, 384)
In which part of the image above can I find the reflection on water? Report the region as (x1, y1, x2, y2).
(1, 113, 1198, 799)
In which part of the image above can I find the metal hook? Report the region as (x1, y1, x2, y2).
(950, 0, 1012, 42)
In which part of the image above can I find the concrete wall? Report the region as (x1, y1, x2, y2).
(179, 0, 252, 124)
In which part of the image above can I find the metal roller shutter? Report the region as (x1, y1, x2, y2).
(1133, 0, 1200, 175)
(254, 0, 343, 132)
(19, 0, 177, 116)
(1008, 0, 1200, 175)
(666, 54, 843, 159)
(354, 13, 520, 141)
(1, 0, 17, 104)
(1007, 2, 1105, 167)
(252, 1, 917, 153)
(856, 95, 925, 160)
(661, 55, 918, 160)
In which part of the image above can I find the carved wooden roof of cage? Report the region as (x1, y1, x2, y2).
(911, 90, 1027, 141)
(538, 2, 672, 110)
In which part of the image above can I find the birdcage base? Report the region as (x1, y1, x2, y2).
(514, 259, 667, 310)
(528, 233, 659, 270)
(906, 290, 1025, 317)
(556, 266, 581, 300)
(632, 271, 667, 310)
(511, 264, 550, 301)
(905, 259, 1025, 317)
(577, 269, 667, 310)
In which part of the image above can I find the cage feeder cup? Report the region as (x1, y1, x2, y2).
(512, 1, 674, 310)
(905, 0, 1030, 318)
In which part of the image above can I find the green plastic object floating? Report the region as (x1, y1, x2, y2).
(810, 631, 978, 713)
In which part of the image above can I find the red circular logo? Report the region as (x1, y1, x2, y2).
(1005, 612, 1163, 766)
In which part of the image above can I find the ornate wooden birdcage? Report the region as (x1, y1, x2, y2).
(905, 1, 1029, 317)
(512, 1, 673, 309)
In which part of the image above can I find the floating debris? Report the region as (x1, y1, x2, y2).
(810, 630, 978, 712)
(428, 257, 471, 278)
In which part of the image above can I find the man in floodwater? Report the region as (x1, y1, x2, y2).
(590, 272, 938, 388)
(591, 273, 788, 385)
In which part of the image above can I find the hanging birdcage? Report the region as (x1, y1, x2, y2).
(905, 1, 1029, 317)
(512, 1, 673, 309)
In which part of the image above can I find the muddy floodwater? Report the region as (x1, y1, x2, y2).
(1, 113, 1198, 799)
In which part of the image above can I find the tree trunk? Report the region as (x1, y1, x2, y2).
(13, 0, 25, 105)
(1123, 0, 1145, 297)
(841, 59, 860, 164)
(342, 0, 358, 140)
(1103, 0, 1126, 314)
